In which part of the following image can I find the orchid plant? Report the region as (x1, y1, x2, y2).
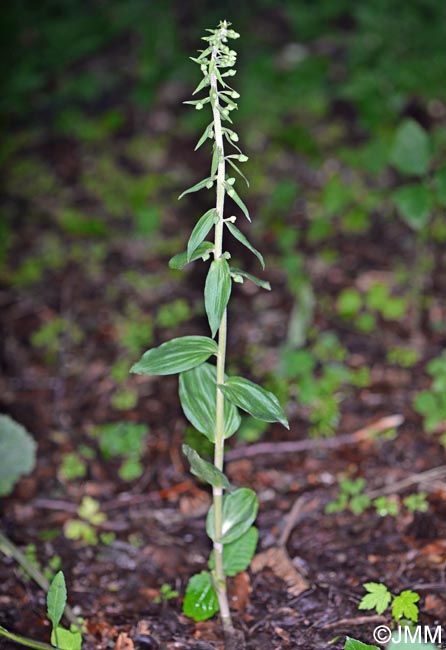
(131, 21, 288, 642)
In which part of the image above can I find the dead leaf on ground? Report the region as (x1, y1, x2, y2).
(229, 571, 251, 613)
(251, 546, 309, 596)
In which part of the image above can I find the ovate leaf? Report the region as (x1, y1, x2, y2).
(392, 183, 432, 230)
(205, 259, 232, 337)
(179, 363, 241, 441)
(344, 638, 379, 650)
(230, 267, 270, 290)
(225, 222, 264, 269)
(182, 571, 219, 621)
(390, 119, 430, 177)
(169, 241, 213, 270)
(187, 209, 216, 261)
(209, 526, 258, 576)
(218, 377, 289, 428)
(207, 488, 258, 544)
(358, 582, 392, 615)
(131, 336, 217, 376)
(0, 415, 36, 496)
(47, 571, 67, 630)
(391, 590, 420, 622)
(182, 444, 231, 490)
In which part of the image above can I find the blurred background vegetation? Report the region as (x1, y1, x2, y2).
(1, 0, 445, 456)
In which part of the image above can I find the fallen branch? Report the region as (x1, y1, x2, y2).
(321, 614, 387, 629)
(226, 414, 404, 461)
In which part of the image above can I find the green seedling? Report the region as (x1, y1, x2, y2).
(59, 453, 87, 481)
(359, 582, 420, 625)
(326, 478, 371, 515)
(31, 317, 84, 365)
(19, 545, 62, 583)
(327, 478, 427, 518)
(337, 282, 408, 331)
(155, 298, 193, 329)
(386, 346, 420, 368)
(0, 571, 82, 650)
(153, 583, 179, 604)
(280, 339, 370, 438)
(130, 21, 288, 641)
(91, 421, 148, 481)
(413, 355, 446, 440)
(64, 496, 109, 546)
(403, 492, 429, 513)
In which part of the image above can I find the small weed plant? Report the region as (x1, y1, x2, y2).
(130, 21, 288, 641)
(359, 581, 420, 624)
(0, 571, 82, 650)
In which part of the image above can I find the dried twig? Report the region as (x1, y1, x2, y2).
(321, 614, 387, 629)
(226, 414, 404, 462)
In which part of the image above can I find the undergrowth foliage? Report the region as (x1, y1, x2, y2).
(131, 21, 288, 634)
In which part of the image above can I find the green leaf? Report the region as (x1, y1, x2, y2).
(0, 415, 36, 497)
(344, 638, 379, 650)
(358, 582, 392, 615)
(435, 166, 446, 207)
(169, 241, 214, 270)
(195, 123, 213, 151)
(392, 183, 432, 230)
(47, 571, 67, 630)
(230, 267, 270, 290)
(187, 209, 216, 261)
(225, 222, 264, 269)
(179, 363, 241, 441)
(218, 376, 289, 428)
(205, 258, 232, 337)
(131, 336, 217, 376)
(178, 176, 214, 200)
(51, 626, 82, 650)
(390, 119, 430, 176)
(337, 288, 362, 318)
(211, 146, 221, 177)
(182, 444, 231, 490)
(209, 526, 258, 576)
(182, 571, 219, 622)
(207, 488, 258, 544)
(192, 77, 209, 96)
(227, 186, 250, 221)
(226, 158, 250, 187)
(391, 590, 420, 622)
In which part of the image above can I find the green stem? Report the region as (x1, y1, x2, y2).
(210, 24, 233, 634)
(0, 625, 56, 650)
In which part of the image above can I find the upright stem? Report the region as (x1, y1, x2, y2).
(210, 28, 233, 633)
